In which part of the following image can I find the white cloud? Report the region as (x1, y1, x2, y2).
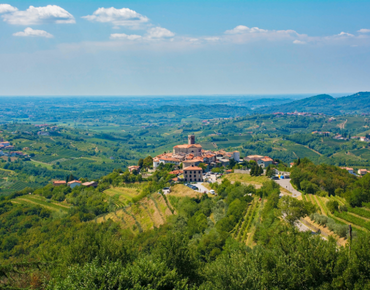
(13, 27, 53, 38)
(0, 4, 17, 14)
(110, 33, 142, 40)
(82, 7, 148, 28)
(358, 29, 370, 33)
(146, 27, 174, 38)
(1, 5, 75, 25)
(225, 25, 267, 34)
(204, 37, 220, 42)
(222, 25, 300, 44)
(293, 40, 306, 45)
(338, 32, 354, 37)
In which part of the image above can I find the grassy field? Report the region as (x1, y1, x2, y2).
(222, 173, 270, 188)
(104, 185, 142, 204)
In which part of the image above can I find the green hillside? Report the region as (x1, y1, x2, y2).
(257, 92, 370, 115)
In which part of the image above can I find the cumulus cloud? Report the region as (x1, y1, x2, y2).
(1, 5, 75, 25)
(82, 7, 148, 28)
(225, 25, 267, 34)
(146, 27, 174, 38)
(358, 29, 370, 33)
(0, 4, 17, 14)
(13, 27, 53, 38)
(293, 40, 306, 44)
(110, 33, 142, 40)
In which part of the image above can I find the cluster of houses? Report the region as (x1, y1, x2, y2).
(341, 167, 370, 176)
(351, 136, 370, 142)
(151, 135, 274, 182)
(53, 180, 98, 189)
(0, 140, 28, 158)
(333, 134, 370, 142)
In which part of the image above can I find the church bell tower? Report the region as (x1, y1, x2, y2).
(188, 135, 195, 145)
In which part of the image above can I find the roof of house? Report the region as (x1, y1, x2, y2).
(340, 167, 354, 171)
(261, 156, 273, 162)
(68, 180, 81, 184)
(169, 170, 183, 175)
(53, 181, 66, 184)
(183, 166, 203, 171)
(246, 155, 264, 159)
(160, 157, 181, 162)
(173, 144, 202, 149)
(82, 181, 97, 186)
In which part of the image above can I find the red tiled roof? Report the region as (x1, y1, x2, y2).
(68, 180, 81, 184)
(53, 181, 66, 185)
(169, 170, 183, 175)
(183, 166, 203, 171)
(261, 157, 273, 162)
(160, 157, 181, 162)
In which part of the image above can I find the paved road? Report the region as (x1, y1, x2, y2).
(194, 182, 211, 193)
(274, 178, 301, 197)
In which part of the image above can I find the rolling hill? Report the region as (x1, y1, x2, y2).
(256, 92, 370, 115)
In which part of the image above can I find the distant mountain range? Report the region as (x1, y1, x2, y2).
(256, 92, 370, 115)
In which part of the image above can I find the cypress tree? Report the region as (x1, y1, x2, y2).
(250, 165, 255, 176)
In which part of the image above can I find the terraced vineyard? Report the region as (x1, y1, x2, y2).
(12, 194, 70, 212)
(231, 197, 262, 245)
(96, 193, 174, 234)
(304, 194, 369, 233)
(104, 185, 143, 205)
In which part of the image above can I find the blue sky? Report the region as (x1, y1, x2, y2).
(0, 0, 369, 96)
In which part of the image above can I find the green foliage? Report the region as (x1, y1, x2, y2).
(278, 196, 317, 225)
(326, 200, 339, 213)
(310, 213, 349, 238)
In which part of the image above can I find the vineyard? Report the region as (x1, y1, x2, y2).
(303, 193, 370, 236)
(96, 193, 174, 234)
(12, 194, 70, 212)
(231, 197, 263, 246)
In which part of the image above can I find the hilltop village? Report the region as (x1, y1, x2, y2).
(151, 135, 274, 182)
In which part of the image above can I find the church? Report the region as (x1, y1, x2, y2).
(172, 135, 202, 157)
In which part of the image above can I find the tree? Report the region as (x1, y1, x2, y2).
(143, 156, 153, 168)
(326, 200, 339, 213)
(258, 165, 264, 176)
(138, 158, 144, 168)
(198, 163, 207, 171)
(297, 157, 301, 166)
(278, 196, 316, 225)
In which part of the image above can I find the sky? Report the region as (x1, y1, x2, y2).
(0, 0, 369, 96)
